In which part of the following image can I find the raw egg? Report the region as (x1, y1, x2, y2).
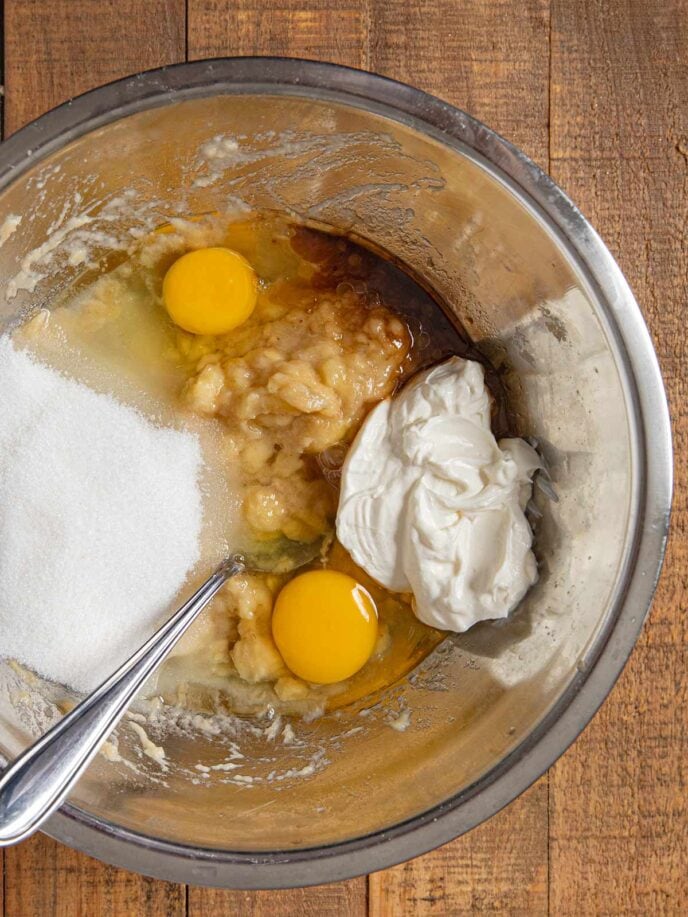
(271, 570, 378, 684)
(162, 246, 257, 335)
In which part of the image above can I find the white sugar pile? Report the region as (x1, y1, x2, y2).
(0, 336, 204, 693)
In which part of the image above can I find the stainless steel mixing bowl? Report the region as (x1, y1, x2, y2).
(0, 58, 672, 888)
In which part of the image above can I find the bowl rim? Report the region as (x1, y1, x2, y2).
(0, 56, 673, 889)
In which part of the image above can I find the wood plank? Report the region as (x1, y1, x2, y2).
(189, 882, 367, 917)
(365, 1, 551, 913)
(188, 0, 368, 67)
(2, 2, 187, 915)
(4, 0, 186, 134)
(4, 834, 186, 917)
(366, 0, 551, 168)
(187, 3, 368, 913)
(369, 781, 548, 916)
(549, 1, 688, 913)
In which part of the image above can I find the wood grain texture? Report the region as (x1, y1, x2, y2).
(4, 0, 185, 134)
(189, 0, 368, 67)
(369, 782, 548, 916)
(363, 1, 552, 913)
(187, 6, 367, 912)
(2, 2, 186, 915)
(549, 1, 688, 914)
(4, 834, 185, 917)
(187, 881, 367, 917)
(367, 0, 551, 167)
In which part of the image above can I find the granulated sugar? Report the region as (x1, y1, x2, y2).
(0, 336, 204, 693)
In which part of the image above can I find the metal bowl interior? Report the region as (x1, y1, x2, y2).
(0, 59, 671, 888)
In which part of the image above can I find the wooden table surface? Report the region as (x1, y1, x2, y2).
(1, 1, 686, 913)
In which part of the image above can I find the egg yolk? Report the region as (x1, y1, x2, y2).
(162, 247, 258, 335)
(271, 570, 378, 684)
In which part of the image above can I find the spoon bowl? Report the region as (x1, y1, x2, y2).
(0, 537, 322, 847)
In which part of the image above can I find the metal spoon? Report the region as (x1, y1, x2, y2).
(0, 539, 322, 847)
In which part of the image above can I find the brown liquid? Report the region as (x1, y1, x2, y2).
(290, 222, 510, 437)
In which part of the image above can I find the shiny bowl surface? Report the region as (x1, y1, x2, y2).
(0, 58, 672, 888)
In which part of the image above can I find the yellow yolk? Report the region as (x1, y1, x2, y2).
(271, 570, 378, 684)
(162, 247, 258, 335)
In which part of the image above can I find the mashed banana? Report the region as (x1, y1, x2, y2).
(183, 290, 410, 542)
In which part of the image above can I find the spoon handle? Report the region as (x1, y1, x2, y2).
(0, 555, 245, 847)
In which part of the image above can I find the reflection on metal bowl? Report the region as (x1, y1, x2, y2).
(0, 57, 672, 888)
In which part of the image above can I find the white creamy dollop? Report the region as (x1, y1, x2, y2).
(336, 357, 540, 632)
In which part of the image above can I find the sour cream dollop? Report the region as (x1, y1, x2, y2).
(336, 357, 540, 632)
